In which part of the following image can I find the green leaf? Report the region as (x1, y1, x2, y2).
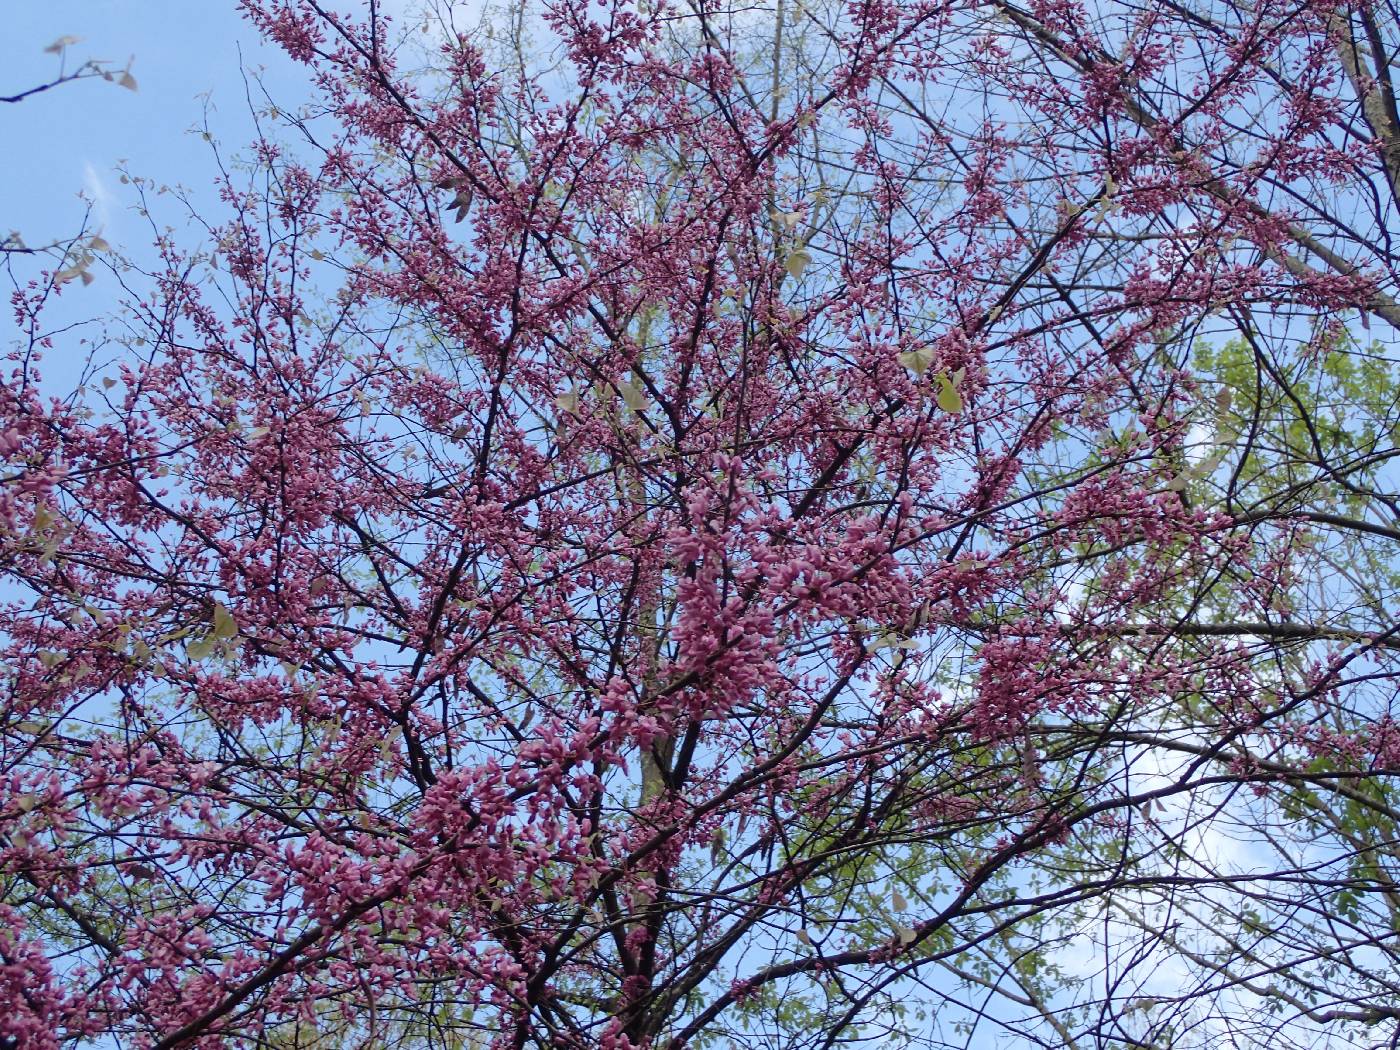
(785, 247, 812, 280)
(898, 348, 934, 375)
(934, 374, 964, 414)
(211, 603, 238, 641)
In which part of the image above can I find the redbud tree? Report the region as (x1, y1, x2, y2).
(4, 0, 1400, 1047)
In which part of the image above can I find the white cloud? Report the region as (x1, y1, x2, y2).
(82, 159, 114, 235)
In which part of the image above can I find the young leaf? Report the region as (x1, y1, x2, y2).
(934, 375, 964, 414)
(450, 190, 473, 222)
(620, 380, 649, 412)
(211, 603, 238, 641)
(873, 634, 918, 652)
(785, 247, 812, 280)
(898, 347, 934, 375)
(54, 264, 87, 286)
(380, 725, 404, 763)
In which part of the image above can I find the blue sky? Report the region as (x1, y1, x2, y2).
(3, 1, 306, 263)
